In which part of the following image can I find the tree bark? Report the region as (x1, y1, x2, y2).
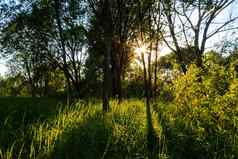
(154, 40, 159, 98)
(25, 60, 35, 97)
(102, 0, 113, 112)
(103, 40, 111, 112)
(141, 52, 156, 159)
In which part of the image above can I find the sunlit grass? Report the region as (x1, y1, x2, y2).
(0, 98, 168, 159)
(0, 98, 237, 159)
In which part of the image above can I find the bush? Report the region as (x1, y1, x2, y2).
(155, 63, 238, 159)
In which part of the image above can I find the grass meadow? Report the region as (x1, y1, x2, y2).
(0, 97, 237, 159)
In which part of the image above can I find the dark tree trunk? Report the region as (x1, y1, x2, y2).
(141, 52, 156, 159)
(111, 43, 123, 102)
(153, 40, 159, 98)
(111, 67, 122, 101)
(103, 39, 112, 112)
(180, 62, 187, 74)
(116, 70, 122, 102)
(195, 53, 205, 82)
(102, 0, 113, 112)
(111, 49, 118, 98)
(195, 53, 204, 69)
(25, 60, 35, 97)
(148, 44, 152, 99)
(65, 77, 71, 105)
(117, 44, 125, 102)
(44, 72, 49, 96)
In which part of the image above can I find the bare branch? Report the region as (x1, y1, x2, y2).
(207, 16, 238, 39)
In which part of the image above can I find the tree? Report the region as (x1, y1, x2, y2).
(1, 0, 88, 99)
(87, 0, 146, 102)
(1, 3, 54, 96)
(134, 0, 163, 158)
(88, 0, 113, 112)
(161, 0, 238, 73)
(53, 0, 88, 101)
(110, 0, 141, 101)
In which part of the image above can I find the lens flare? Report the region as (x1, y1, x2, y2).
(134, 44, 148, 56)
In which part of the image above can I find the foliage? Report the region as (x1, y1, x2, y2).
(0, 0, 238, 159)
(154, 57, 238, 159)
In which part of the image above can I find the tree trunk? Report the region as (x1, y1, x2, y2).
(25, 60, 35, 97)
(154, 40, 159, 98)
(180, 61, 187, 74)
(54, 0, 74, 103)
(141, 52, 156, 159)
(117, 45, 125, 102)
(148, 43, 152, 99)
(195, 53, 205, 82)
(111, 44, 123, 102)
(117, 70, 122, 102)
(102, 0, 113, 112)
(111, 49, 118, 98)
(195, 53, 204, 69)
(44, 71, 49, 96)
(65, 77, 71, 105)
(103, 38, 112, 112)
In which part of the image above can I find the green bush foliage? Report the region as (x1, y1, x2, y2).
(154, 60, 238, 159)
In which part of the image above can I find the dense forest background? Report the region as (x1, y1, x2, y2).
(1, 0, 238, 159)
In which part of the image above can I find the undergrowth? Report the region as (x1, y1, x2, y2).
(0, 97, 237, 159)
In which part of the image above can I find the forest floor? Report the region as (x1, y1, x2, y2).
(0, 97, 237, 159)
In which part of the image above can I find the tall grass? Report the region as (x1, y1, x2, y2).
(1, 97, 237, 159)
(0, 99, 168, 159)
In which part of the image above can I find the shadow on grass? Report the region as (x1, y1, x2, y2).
(47, 106, 148, 159)
(52, 113, 112, 159)
(0, 97, 65, 148)
(146, 102, 160, 159)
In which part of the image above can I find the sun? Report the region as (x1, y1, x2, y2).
(134, 44, 148, 57)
